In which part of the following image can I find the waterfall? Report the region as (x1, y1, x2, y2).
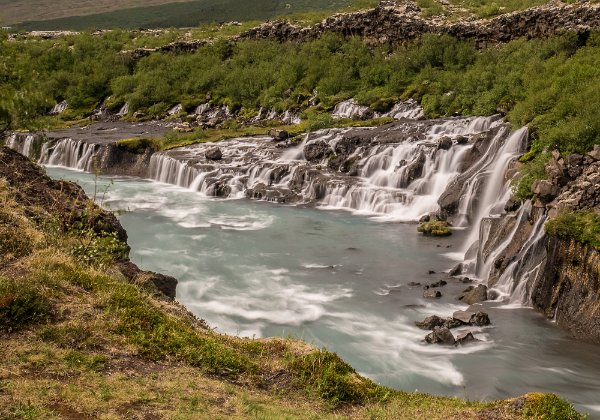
(332, 99, 370, 119)
(381, 99, 424, 120)
(49, 100, 68, 116)
(39, 138, 100, 171)
(5, 133, 36, 157)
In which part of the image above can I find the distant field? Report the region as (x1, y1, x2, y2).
(0, 0, 194, 25)
(8, 0, 369, 30)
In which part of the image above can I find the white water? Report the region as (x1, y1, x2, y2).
(6, 133, 36, 157)
(49, 100, 68, 115)
(332, 99, 370, 119)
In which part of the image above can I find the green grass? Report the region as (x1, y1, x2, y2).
(0, 277, 52, 333)
(523, 393, 584, 420)
(545, 210, 600, 251)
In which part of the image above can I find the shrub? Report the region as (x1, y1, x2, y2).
(417, 221, 452, 236)
(523, 393, 584, 420)
(545, 210, 600, 251)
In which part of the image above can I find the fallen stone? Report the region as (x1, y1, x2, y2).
(429, 280, 447, 288)
(452, 310, 491, 326)
(461, 277, 473, 284)
(425, 327, 456, 345)
(268, 128, 289, 141)
(437, 136, 452, 150)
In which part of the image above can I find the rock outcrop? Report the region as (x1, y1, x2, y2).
(531, 236, 600, 344)
(241, 1, 600, 48)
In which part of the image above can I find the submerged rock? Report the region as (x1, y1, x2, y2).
(268, 129, 289, 141)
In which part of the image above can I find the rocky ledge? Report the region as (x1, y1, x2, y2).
(241, 0, 600, 47)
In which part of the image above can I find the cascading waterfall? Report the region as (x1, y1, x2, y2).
(6, 133, 36, 157)
(39, 138, 100, 171)
(5, 113, 545, 306)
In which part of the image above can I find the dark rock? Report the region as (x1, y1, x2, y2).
(532, 179, 559, 203)
(304, 140, 331, 162)
(456, 331, 479, 345)
(419, 214, 431, 223)
(437, 136, 453, 150)
(423, 289, 442, 299)
(587, 145, 600, 161)
(449, 263, 463, 276)
(456, 136, 468, 145)
(415, 315, 445, 330)
(459, 284, 488, 304)
(471, 311, 491, 326)
(461, 277, 472, 284)
(429, 280, 447, 288)
(268, 129, 289, 141)
(402, 151, 426, 186)
(425, 327, 456, 345)
(205, 147, 223, 161)
(428, 270, 436, 274)
(408, 282, 421, 287)
(443, 318, 465, 329)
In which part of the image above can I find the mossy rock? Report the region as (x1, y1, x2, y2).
(417, 221, 452, 237)
(115, 137, 162, 154)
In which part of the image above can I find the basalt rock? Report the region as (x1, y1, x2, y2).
(423, 289, 442, 299)
(205, 146, 223, 161)
(531, 236, 600, 344)
(415, 315, 445, 330)
(459, 284, 488, 304)
(303, 140, 332, 162)
(452, 310, 491, 327)
(456, 331, 479, 345)
(424, 327, 456, 345)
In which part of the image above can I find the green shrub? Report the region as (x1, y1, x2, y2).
(523, 393, 584, 420)
(287, 349, 390, 406)
(545, 210, 600, 251)
(0, 278, 52, 332)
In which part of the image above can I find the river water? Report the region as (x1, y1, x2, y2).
(48, 166, 600, 417)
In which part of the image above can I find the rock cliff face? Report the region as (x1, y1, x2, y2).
(241, 1, 600, 47)
(531, 236, 600, 343)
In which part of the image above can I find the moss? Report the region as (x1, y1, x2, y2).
(115, 137, 162, 154)
(523, 393, 585, 419)
(545, 210, 600, 251)
(417, 221, 452, 237)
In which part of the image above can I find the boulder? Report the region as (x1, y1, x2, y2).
(459, 284, 488, 304)
(268, 129, 289, 141)
(415, 315, 445, 330)
(303, 140, 331, 162)
(437, 136, 453, 150)
(429, 280, 447, 288)
(587, 145, 600, 161)
(425, 327, 456, 345)
(449, 263, 463, 276)
(532, 179, 559, 203)
(205, 147, 223, 161)
(417, 220, 452, 237)
(452, 310, 491, 326)
(443, 318, 464, 329)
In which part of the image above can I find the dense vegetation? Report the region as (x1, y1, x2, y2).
(2, 29, 600, 153)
